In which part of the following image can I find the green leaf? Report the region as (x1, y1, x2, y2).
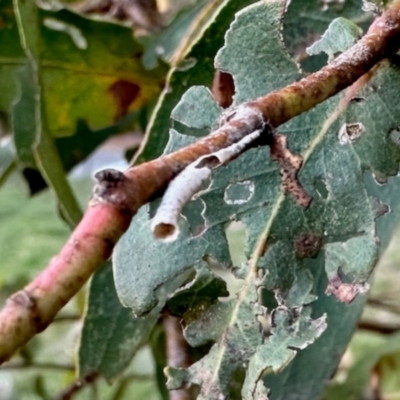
(115, 1, 400, 399)
(306, 17, 363, 61)
(79, 262, 159, 381)
(214, 0, 301, 104)
(114, 207, 229, 315)
(140, 0, 211, 70)
(0, 137, 16, 187)
(171, 86, 222, 130)
(12, 0, 82, 225)
(135, 0, 256, 163)
(322, 332, 400, 400)
(1, 0, 166, 135)
(165, 279, 264, 395)
(262, 271, 367, 400)
(1, 0, 166, 198)
(283, 0, 367, 52)
(259, 61, 400, 400)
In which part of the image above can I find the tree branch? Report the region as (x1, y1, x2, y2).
(1, 0, 400, 364)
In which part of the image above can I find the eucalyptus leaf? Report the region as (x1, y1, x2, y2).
(306, 17, 363, 61)
(135, 0, 256, 163)
(115, 1, 400, 399)
(79, 263, 159, 381)
(283, 0, 368, 52)
(1, 0, 166, 198)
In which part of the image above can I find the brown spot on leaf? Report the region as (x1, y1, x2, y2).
(326, 275, 369, 304)
(270, 133, 312, 207)
(294, 232, 322, 258)
(108, 80, 140, 121)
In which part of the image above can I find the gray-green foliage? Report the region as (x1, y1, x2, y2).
(2, 0, 399, 397)
(306, 17, 363, 61)
(113, 1, 400, 399)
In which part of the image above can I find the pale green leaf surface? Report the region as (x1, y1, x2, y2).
(215, 1, 301, 104)
(306, 17, 362, 61)
(115, 2, 326, 398)
(114, 207, 230, 315)
(79, 263, 159, 381)
(115, 2, 400, 399)
(242, 307, 326, 400)
(259, 61, 400, 400)
(135, 0, 256, 163)
(141, 0, 210, 69)
(282, 0, 368, 66)
(171, 86, 222, 129)
(262, 269, 368, 400)
(166, 280, 265, 398)
(324, 235, 378, 282)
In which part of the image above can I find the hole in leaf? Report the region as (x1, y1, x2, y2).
(350, 96, 366, 104)
(182, 198, 207, 237)
(224, 180, 255, 205)
(207, 262, 244, 303)
(211, 70, 235, 108)
(389, 127, 400, 146)
(225, 220, 247, 268)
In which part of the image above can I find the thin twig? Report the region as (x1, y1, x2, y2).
(1, 361, 74, 371)
(358, 320, 400, 335)
(367, 296, 400, 314)
(56, 372, 99, 400)
(1, 1, 400, 363)
(164, 315, 194, 400)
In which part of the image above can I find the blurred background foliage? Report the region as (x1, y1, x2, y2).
(2, 0, 400, 399)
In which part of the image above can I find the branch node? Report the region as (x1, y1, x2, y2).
(91, 168, 133, 211)
(9, 290, 36, 309)
(218, 103, 265, 130)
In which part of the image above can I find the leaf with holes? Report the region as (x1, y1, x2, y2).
(114, 1, 400, 399)
(1, 0, 165, 136)
(282, 0, 368, 72)
(135, 0, 256, 163)
(306, 17, 362, 61)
